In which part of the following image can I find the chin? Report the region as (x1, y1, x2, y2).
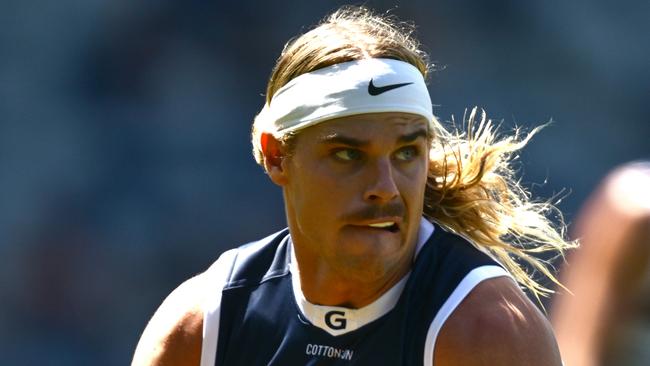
(337, 227, 405, 258)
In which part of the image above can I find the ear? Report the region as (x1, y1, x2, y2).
(260, 132, 289, 186)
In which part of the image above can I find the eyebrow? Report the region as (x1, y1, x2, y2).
(318, 133, 369, 147)
(317, 128, 429, 146)
(397, 128, 429, 144)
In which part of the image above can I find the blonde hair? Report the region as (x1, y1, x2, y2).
(252, 5, 578, 299)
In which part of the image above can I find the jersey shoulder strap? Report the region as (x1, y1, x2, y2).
(200, 228, 290, 366)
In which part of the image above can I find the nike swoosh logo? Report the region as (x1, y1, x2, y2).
(367, 79, 414, 96)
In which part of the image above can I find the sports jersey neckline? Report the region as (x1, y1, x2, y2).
(289, 217, 434, 336)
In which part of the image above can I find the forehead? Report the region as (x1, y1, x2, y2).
(300, 112, 429, 142)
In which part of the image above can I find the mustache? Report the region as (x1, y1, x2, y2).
(342, 202, 406, 222)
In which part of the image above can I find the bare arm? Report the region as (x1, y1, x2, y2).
(132, 274, 205, 366)
(551, 163, 650, 366)
(435, 276, 562, 366)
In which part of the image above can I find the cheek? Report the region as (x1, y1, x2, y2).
(398, 161, 428, 207)
(292, 158, 355, 197)
(288, 162, 348, 224)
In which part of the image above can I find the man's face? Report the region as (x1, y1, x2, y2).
(279, 112, 430, 281)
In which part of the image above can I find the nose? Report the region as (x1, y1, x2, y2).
(363, 157, 399, 203)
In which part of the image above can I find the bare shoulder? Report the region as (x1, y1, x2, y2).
(434, 276, 562, 366)
(131, 273, 207, 366)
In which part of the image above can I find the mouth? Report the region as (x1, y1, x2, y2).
(358, 220, 401, 234)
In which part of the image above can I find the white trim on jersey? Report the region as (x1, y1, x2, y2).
(200, 249, 238, 366)
(289, 218, 434, 336)
(200, 219, 511, 365)
(422, 265, 512, 366)
(415, 216, 435, 257)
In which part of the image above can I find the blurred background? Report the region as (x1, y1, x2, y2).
(1, 0, 648, 364)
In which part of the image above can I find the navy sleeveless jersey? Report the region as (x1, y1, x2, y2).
(200, 222, 509, 366)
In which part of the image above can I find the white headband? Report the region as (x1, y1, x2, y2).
(255, 58, 435, 139)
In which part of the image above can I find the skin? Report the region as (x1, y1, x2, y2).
(265, 112, 430, 308)
(436, 276, 563, 365)
(131, 112, 563, 365)
(551, 164, 650, 366)
(131, 275, 204, 366)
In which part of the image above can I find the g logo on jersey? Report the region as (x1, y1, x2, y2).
(324, 310, 347, 330)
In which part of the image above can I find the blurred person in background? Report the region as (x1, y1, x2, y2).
(132, 6, 576, 365)
(552, 161, 650, 366)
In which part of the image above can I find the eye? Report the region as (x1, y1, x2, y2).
(334, 148, 362, 161)
(395, 146, 419, 161)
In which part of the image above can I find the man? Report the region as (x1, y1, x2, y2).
(133, 6, 573, 365)
(552, 162, 650, 366)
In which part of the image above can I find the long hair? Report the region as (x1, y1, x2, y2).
(252, 5, 577, 299)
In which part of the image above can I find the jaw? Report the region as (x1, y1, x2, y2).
(326, 223, 417, 280)
(288, 213, 423, 308)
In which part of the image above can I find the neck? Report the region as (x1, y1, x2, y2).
(292, 243, 415, 308)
